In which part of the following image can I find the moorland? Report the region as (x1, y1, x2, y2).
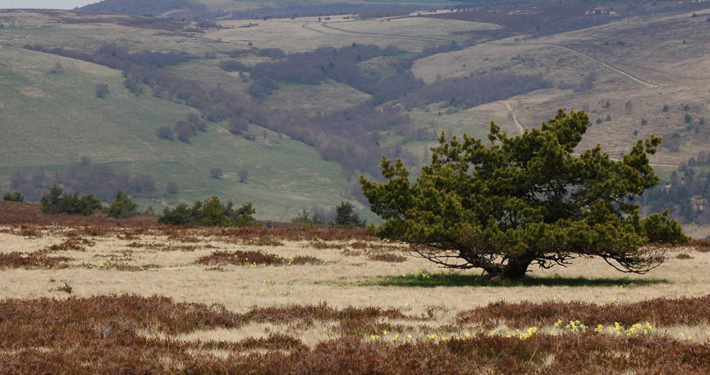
(1, 200, 710, 373)
(2, 1, 710, 372)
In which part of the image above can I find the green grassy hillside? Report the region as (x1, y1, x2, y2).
(0, 46, 352, 220)
(2, 3, 710, 226)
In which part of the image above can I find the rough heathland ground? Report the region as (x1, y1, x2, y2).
(1, 201, 709, 373)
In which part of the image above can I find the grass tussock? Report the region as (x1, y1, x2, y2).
(195, 250, 322, 266)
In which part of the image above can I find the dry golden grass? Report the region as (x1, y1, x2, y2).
(318, 17, 498, 41)
(207, 15, 496, 52)
(1, 225, 709, 347)
(2, 225, 710, 374)
(410, 9, 710, 163)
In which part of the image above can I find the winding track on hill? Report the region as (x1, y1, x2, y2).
(486, 41, 658, 89)
(505, 101, 526, 135)
(310, 19, 657, 89)
(304, 20, 674, 167)
(505, 104, 677, 168)
(313, 20, 458, 43)
(544, 43, 658, 89)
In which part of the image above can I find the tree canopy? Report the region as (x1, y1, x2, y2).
(107, 190, 138, 219)
(158, 196, 255, 227)
(361, 109, 687, 280)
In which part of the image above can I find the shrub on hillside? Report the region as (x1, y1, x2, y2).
(107, 190, 138, 219)
(332, 201, 366, 228)
(165, 181, 179, 195)
(174, 120, 195, 143)
(187, 113, 207, 132)
(40, 184, 103, 215)
(159, 196, 255, 227)
(291, 209, 327, 227)
(95, 83, 109, 98)
(209, 168, 223, 179)
(3, 191, 24, 202)
(156, 126, 175, 140)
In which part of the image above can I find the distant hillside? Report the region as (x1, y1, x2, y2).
(80, 0, 206, 17)
(78, 0, 430, 20)
(2, 1, 710, 226)
(0, 45, 354, 221)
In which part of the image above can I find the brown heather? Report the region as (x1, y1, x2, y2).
(368, 253, 408, 263)
(195, 250, 322, 266)
(457, 295, 710, 329)
(3, 222, 375, 243)
(2, 205, 710, 373)
(45, 235, 96, 251)
(0, 251, 71, 269)
(0, 295, 709, 374)
(690, 239, 710, 252)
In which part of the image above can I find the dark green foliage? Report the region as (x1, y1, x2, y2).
(640, 210, 688, 243)
(3, 191, 24, 202)
(107, 190, 138, 219)
(333, 201, 365, 228)
(158, 202, 193, 225)
(361, 109, 686, 280)
(291, 209, 327, 227)
(231, 201, 256, 227)
(158, 196, 255, 227)
(40, 185, 103, 216)
(40, 185, 63, 212)
(201, 196, 234, 227)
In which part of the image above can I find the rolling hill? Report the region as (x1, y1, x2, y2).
(1, 1, 709, 232)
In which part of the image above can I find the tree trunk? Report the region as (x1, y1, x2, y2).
(487, 256, 534, 280)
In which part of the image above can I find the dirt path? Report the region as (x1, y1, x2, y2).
(301, 22, 332, 35)
(486, 41, 658, 89)
(546, 43, 658, 89)
(505, 101, 525, 135)
(319, 21, 456, 43)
